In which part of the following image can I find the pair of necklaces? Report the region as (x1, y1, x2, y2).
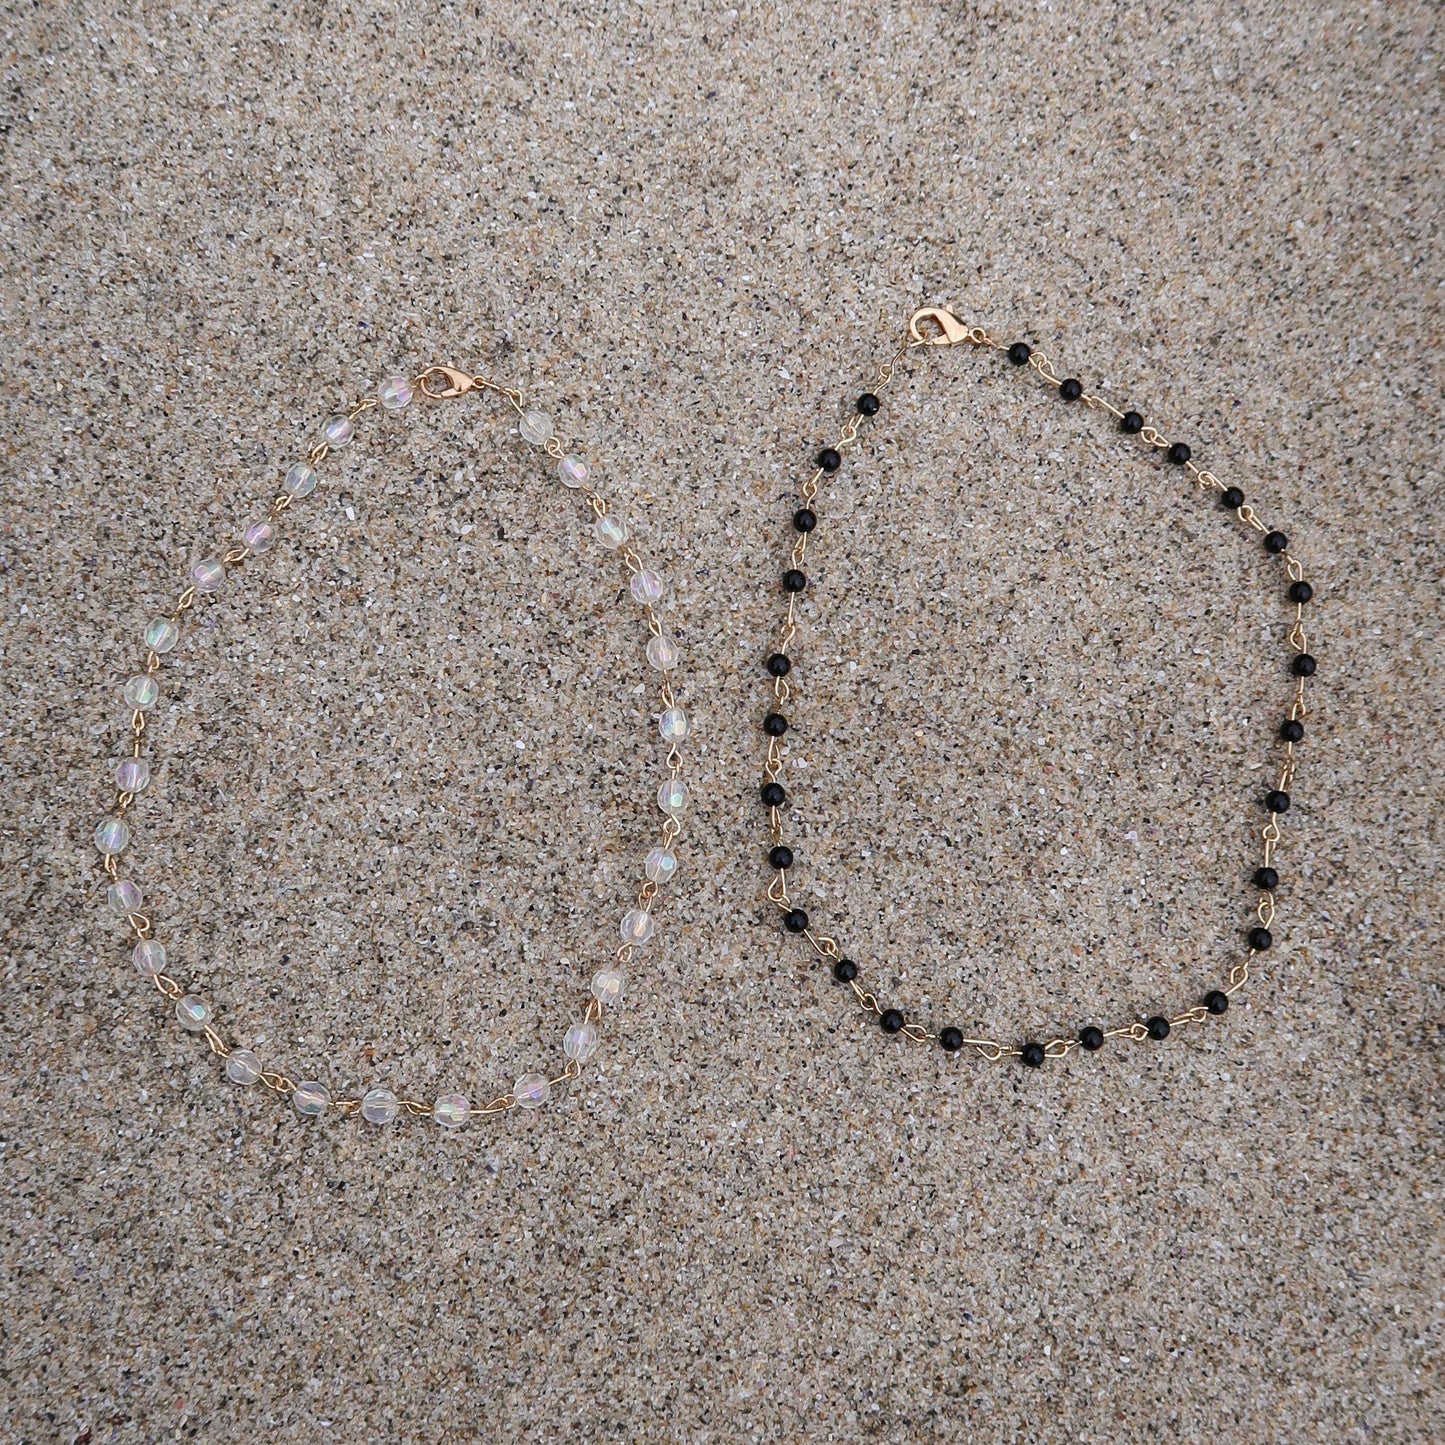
(95, 306, 1317, 1130)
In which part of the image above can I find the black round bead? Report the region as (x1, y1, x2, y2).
(1120, 411, 1145, 434)
(833, 958, 858, 983)
(1167, 442, 1193, 465)
(769, 845, 793, 870)
(766, 653, 792, 677)
(1254, 866, 1279, 891)
(817, 449, 842, 473)
(1146, 1015, 1172, 1041)
(880, 1009, 905, 1034)
(1020, 1041, 1046, 1068)
(1292, 653, 1317, 677)
(782, 569, 807, 593)
(1249, 926, 1274, 951)
(763, 713, 789, 737)
(939, 1026, 964, 1052)
(1079, 1025, 1105, 1052)
(1221, 487, 1245, 509)
(1289, 580, 1314, 604)
(784, 908, 810, 934)
(1204, 990, 1230, 1015)
(1265, 530, 1289, 554)
(1007, 341, 1032, 366)
(761, 782, 787, 808)
(1059, 378, 1083, 402)
(857, 393, 880, 416)
(793, 508, 817, 533)
(1265, 790, 1291, 814)
(1280, 718, 1304, 743)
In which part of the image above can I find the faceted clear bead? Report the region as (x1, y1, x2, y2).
(133, 939, 166, 975)
(630, 569, 663, 604)
(379, 376, 414, 410)
(323, 414, 355, 447)
(107, 879, 143, 915)
(513, 1072, 551, 1109)
(657, 778, 689, 816)
(225, 1048, 262, 1085)
(433, 1093, 469, 1128)
(659, 706, 688, 743)
(243, 520, 277, 554)
(564, 1020, 599, 1062)
(144, 618, 180, 653)
(284, 463, 318, 498)
(519, 410, 554, 446)
(361, 1087, 400, 1124)
(645, 847, 679, 885)
(95, 818, 130, 855)
(123, 675, 159, 711)
(176, 995, 211, 1031)
(115, 757, 150, 793)
(591, 969, 624, 1005)
(293, 1080, 330, 1117)
(558, 454, 590, 489)
(646, 635, 680, 671)
(594, 515, 628, 549)
(191, 557, 226, 592)
(620, 908, 655, 945)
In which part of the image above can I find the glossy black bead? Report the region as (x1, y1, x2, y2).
(1079, 1025, 1105, 1052)
(1204, 990, 1230, 1015)
(761, 782, 787, 808)
(1265, 790, 1291, 814)
(784, 908, 810, 934)
(1059, 377, 1083, 402)
(880, 1008, 905, 1034)
(1167, 442, 1193, 465)
(1221, 486, 1245, 509)
(857, 393, 880, 416)
(1254, 866, 1279, 890)
(1289, 580, 1314, 604)
(1146, 1015, 1172, 1041)
(793, 508, 817, 533)
(1120, 411, 1145, 434)
(939, 1026, 964, 1052)
(833, 958, 858, 983)
(766, 653, 792, 677)
(1021, 1041, 1046, 1068)
(1249, 926, 1274, 951)
(817, 449, 842, 473)
(1292, 653, 1317, 677)
(769, 845, 793, 870)
(763, 713, 789, 737)
(1007, 341, 1032, 365)
(1265, 530, 1289, 554)
(782, 569, 807, 593)
(1280, 718, 1304, 743)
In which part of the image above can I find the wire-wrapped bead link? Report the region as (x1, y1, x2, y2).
(95, 363, 691, 1126)
(760, 306, 1316, 1067)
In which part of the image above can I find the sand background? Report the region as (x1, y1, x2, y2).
(1, 1, 1441, 1440)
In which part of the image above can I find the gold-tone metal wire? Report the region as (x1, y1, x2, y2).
(97, 366, 688, 1129)
(763, 306, 1316, 1063)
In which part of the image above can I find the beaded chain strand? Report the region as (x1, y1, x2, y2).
(95, 363, 692, 1128)
(759, 306, 1316, 1067)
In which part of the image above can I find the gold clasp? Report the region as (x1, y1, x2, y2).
(908, 306, 972, 346)
(416, 365, 477, 400)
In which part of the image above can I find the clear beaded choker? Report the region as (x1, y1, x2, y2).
(95, 363, 691, 1128)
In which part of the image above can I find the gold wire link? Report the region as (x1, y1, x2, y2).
(222, 544, 249, 566)
(1171, 1006, 1210, 1027)
(767, 872, 790, 905)
(1289, 618, 1307, 652)
(615, 942, 635, 966)
(104, 853, 119, 880)
(402, 1099, 431, 1117)
(1262, 817, 1282, 867)
(1226, 961, 1251, 994)
(1139, 425, 1170, 450)
(901, 1022, 932, 1044)
(586, 491, 608, 519)
(962, 1038, 1005, 1062)
(470, 1095, 516, 1118)
(202, 1024, 228, 1057)
(661, 816, 682, 847)
(637, 879, 659, 910)
(1083, 392, 1124, 422)
(1028, 351, 1060, 385)
(543, 436, 564, 460)
(1106, 1022, 1152, 1042)
(127, 912, 151, 939)
(1286, 555, 1304, 582)
(1236, 503, 1269, 534)
(804, 931, 842, 961)
(259, 1069, 294, 1095)
(347, 397, 379, 421)
(174, 584, 197, 613)
(1195, 469, 1225, 493)
(152, 972, 183, 1001)
(586, 996, 603, 1025)
(1043, 1037, 1078, 1058)
(850, 981, 882, 1015)
(1257, 894, 1276, 929)
(550, 1058, 582, 1087)
(308, 441, 329, 466)
(332, 1098, 362, 1117)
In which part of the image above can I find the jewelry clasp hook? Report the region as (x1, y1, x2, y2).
(416, 365, 477, 400)
(908, 307, 972, 346)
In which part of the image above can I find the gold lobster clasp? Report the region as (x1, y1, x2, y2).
(416, 365, 478, 400)
(908, 307, 973, 346)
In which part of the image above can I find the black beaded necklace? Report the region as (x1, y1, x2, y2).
(758, 306, 1317, 1068)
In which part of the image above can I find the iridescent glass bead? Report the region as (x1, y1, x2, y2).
(132, 940, 166, 975)
(107, 879, 142, 915)
(176, 995, 211, 1031)
(95, 818, 130, 856)
(144, 618, 180, 653)
(284, 463, 318, 498)
(225, 1048, 262, 1085)
(123, 675, 159, 711)
(361, 1087, 400, 1124)
(594, 515, 628, 549)
(323, 414, 355, 447)
(293, 1080, 330, 1117)
(620, 908, 655, 945)
(659, 706, 688, 743)
(433, 1093, 469, 1128)
(591, 969, 624, 1005)
(564, 1021, 599, 1062)
(644, 847, 678, 884)
(519, 410, 554, 446)
(558, 454, 589, 489)
(115, 757, 150, 793)
(513, 1072, 550, 1109)
(190, 557, 226, 592)
(630, 569, 663, 604)
(646, 635, 680, 670)
(379, 377, 414, 410)
(657, 778, 689, 816)
(243, 520, 276, 554)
